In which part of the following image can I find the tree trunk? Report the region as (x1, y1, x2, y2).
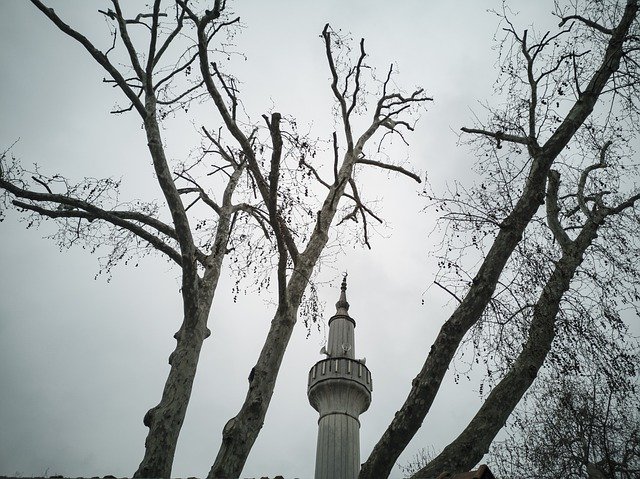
(412, 222, 600, 478)
(208, 303, 297, 478)
(134, 293, 213, 478)
(135, 205, 231, 478)
(359, 183, 545, 479)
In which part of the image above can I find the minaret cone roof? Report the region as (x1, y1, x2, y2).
(335, 273, 350, 315)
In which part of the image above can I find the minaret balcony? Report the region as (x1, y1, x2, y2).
(308, 357, 372, 393)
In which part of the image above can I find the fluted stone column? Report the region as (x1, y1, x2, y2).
(308, 277, 372, 479)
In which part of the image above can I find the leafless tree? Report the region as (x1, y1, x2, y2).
(0, 1, 428, 478)
(491, 373, 640, 479)
(2, 2, 246, 476)
(359, 1, 640, 478)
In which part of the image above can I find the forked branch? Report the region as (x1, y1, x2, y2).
(577, 141, 612, 217)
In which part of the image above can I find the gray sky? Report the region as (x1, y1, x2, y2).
(0, 1, 552, 478)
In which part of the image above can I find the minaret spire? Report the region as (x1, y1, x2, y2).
(335, 272, 350, 315)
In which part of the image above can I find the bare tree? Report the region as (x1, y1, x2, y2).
(3, 2, 245, 477)
(0, 1, 428, 478)
(491, 373, 640, 479)
(410, 139, 640, 477)
(359, 1, 640, 478)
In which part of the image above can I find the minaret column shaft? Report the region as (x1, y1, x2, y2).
(315, 413, 360, 479)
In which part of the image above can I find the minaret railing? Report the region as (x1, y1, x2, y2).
(308, 357, 372, 394)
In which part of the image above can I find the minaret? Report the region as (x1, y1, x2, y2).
(308, 275, 373, 479)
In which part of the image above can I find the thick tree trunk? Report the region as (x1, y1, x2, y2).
(134, 217, 232, 478)
(359, 4, 636, 477)
(134, 301, 212, 478)
(27, 4, 239, 477)
(133, 80, 223, 477)
(412, 222, 600, 478)
(133, 112, 206, 477)
(208, 303, 297, 478)
(359, 183, 546, 479)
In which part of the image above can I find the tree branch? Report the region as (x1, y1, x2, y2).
(29, 0, 146, 117)
(360, 3, 639, 476)
(433, 280, 463, 304)
(144, 0, 162, 86)
(9, 195, 182, 266)
(559, 15, 613, 35)
(111, 0, 146, 83)
(357, 158, 422, 183)
(322, 24, 354, 152)
(460, 127, 532, 147)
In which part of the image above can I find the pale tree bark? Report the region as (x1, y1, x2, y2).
(359, 2, 639, 478)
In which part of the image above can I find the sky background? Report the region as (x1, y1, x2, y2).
(0, 1, 556, 478)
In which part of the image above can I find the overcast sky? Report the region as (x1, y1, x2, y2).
(0, 1, 555, 478)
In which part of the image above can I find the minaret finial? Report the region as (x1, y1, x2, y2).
(336, 272, 350, 314)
